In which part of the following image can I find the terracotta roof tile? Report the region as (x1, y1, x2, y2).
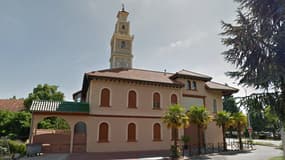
(170, 69, 212, 81)
(177, 69, 212, 79)
(86, 68, 179, 85)
(0, 99, 25, 112)
(205, 81, 239, 95)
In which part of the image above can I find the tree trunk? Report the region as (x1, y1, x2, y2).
(238, 127, 243, 150)
(281, 78, 285, 157)
(174, 128, 178, 150)
(222, 125, 227, 151)
(282, 126, 285, 158)
(198, 126, 201, 154)
(202, 128, 206, 151)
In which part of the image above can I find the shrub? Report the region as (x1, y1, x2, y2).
(170, 145, 181, 158)
(8, 140, 26, 156)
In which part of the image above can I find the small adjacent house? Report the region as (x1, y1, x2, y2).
(29, 7, 238, 154)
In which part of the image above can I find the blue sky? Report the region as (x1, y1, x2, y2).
(0, 0, 255, 100)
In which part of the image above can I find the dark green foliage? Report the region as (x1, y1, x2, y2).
(0, 111, 31, 140)
(162, 105, 189, 158)
(239, 93, 281, 134)
(8, 140, 26, 156)
(221, 0, 285, 125)
(186, 106, 211, 154)
(37, 117, 70, 129)
(24, 84, 64, 110)
(264, 105, 281, 137)
(170, 145, 181, 158)
(223, 95, 239, 113)
(22, 83, 67, 130)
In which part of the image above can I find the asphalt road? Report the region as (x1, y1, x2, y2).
(191, 145, 283, 160)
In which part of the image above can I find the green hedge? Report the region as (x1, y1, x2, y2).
(8, 140, 26, 156)
(0, 139, 26, 156)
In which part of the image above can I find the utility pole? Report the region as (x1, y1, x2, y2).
(244, 88, 252, 140)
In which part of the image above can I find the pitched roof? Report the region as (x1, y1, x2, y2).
(0, 99, 25, 112)
(79, 68, 238, 99)
(30, 101, 89, 114)
(86, 68, 182, 87)
(205, 81, 239, 95)
(170, 69, 212, 81)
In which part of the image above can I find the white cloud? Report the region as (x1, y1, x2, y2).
(169, 32, 208, 48)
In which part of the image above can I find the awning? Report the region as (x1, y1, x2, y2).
(30, 101, 89, 114)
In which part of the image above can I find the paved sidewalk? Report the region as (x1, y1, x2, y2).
(20, 153, 68, 160)
(18, 145, 282, 160)
(190, 145, 282, 160)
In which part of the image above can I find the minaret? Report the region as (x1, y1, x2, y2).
(110, 5, 134, 69)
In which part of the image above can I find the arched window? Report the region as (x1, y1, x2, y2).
(74, 122, 86, 134)
(128, 90, 137, 108)
(213, 99, 217, 113)
(153, 123, 161, 141)
(153, 92, 160, 109)
(171, 94, 178, 105)
(100, 88, 110, 107)
(127, 123, 136, 142)
(98, 123, 109, 142)
(121, 41, 126, 48)
(186, 80, 191, 90)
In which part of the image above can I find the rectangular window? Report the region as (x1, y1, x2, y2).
(192, 81, 197, 90)
(153, 93, 161, 109)
(213, 99, 217, 113)
(185, 80, 198, 91)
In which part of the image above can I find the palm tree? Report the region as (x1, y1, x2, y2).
(162, 104, 189, 157)
(214, 111, 232, 151)
(187, 106, 212, 154)
(231, 112, 247, 150)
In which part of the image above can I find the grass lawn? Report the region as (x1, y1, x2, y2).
(253, 141, 277, 147)
(269, 156, 285, 160)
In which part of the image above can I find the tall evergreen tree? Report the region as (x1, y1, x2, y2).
(223, 95, 239, 114)
(221, 0, 285, 154)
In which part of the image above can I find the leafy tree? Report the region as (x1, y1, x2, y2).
(221, 0, 285, 123)
(221, 0, 285, 154)
(162, 104, 189, 158)
(24, 84, 66, 130)
(24, 84, 64, 110)
(0, 110, 14, 137)
(37, 117, 70, 130)
(214, 111, 232, 151)
(231, 112, 247, 150)
(0, 110, 31, 140)
(264, 105, 281, 137)
(238, 93, 282, 136)
(240, 96, 265, 132)
(9, 111, 31, 140)
(223, 95, 239, 114)
(187, 106, 211, 154)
